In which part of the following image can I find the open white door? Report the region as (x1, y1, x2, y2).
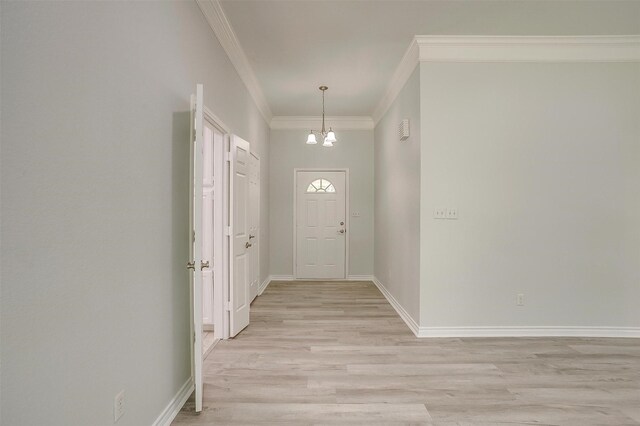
(189, 84, 204, 412)
(229, 135, 251, 337)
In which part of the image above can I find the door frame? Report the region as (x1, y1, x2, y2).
(293, 168, 350, 280)
(249, 151, 260, 302)
(203, 106, 229, 342)
(189, 103, 230, 394)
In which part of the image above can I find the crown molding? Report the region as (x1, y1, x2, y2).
(371, 39, 419, 125)
(416, 35, 640, 63)
(270, 116, 374, 130)
(373, 35, 640, 125)
(196, 0, 272, 123)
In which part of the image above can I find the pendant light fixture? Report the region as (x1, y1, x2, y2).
(306, 86, 337, 147)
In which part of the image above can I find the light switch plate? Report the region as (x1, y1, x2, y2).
(446, 208, 458, 220)
(351, 212, 361, 217)
(434, 207, 447, 219)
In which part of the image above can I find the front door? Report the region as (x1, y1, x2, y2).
(295, 171, 347, 279)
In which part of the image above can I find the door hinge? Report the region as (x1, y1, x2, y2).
(193, 331, 196, 344)
(224, 152, 231, 162)
(225, 226, 232, 236)
(225, 300, 231, 311)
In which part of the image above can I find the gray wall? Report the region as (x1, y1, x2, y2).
(419, 62, 640, 328)
(0, 2, 269, 425)
(373, 68, 421, 322)
(269, 129, 374, 277)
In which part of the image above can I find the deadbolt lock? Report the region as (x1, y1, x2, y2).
(246, 242, 252, 249)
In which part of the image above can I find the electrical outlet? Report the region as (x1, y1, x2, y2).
(434, 207, 447, 219)
(114, 390, 125, 422)
(516, 294, 524, 306)
(446, 208, 458, 220)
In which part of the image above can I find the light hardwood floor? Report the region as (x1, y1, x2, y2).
(173, 281, 640, 425)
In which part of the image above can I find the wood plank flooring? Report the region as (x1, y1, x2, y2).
(173, 281, 640, 425)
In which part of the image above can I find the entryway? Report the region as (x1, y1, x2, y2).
(294, 170, 348, 279)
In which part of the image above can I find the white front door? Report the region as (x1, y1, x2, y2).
(295, 171, 347, 279)
(189, 84, 205, 412)
(249, 153, 260, 301)
(229, 135, 251, 337)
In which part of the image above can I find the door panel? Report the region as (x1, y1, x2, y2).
(229, 135, 251, 337)
(295, 171, 346, 279)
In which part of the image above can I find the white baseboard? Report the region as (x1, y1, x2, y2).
(258, 275, 272, 295)
(152, 377, 194, 426)
(347, 275, 375, 281)
(269, 275, 374, 282)
(371, 276, 420, 336)
(269, 275, 295, 281)
(418, 326, 640, 338)
(370, 277, 640, 339)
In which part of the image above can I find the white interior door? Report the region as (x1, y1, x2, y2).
(295, 171, 347, 279)
(229, 135, 251, 337)
(249, 153, 260, 301)
(189, 84, 204, 412)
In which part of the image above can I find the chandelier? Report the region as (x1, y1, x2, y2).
(306, 86, 337, 147)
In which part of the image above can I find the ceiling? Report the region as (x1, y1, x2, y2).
(219, 0, 640, 117)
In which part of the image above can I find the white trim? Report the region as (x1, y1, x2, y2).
(371, 276, 420, 337)
(293, 169, 350, 280)
(347, 275, 375, 281)
(203, 337, 220, 360)
(196, 0, 272, 122)
(417, 326, 640, 338)
(152, 377, 194, 426)
(271, 116, 374, 130)
(415, 35, 640, 63)
(372, 39, 419, 124)
(373, 35, 640, 125)
(203, 106, 231, 134)
(370, 275, 640, 339)
(258, 275, 272, 295)
(202, 113, 227, 342)
(270, 275, 295, 281)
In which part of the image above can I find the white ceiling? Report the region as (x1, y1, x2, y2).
(219, 0, 640, 117)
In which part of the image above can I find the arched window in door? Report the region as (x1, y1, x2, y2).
(306, 178, 336, 193)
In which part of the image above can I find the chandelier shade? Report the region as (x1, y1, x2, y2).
(306, 132, 317, 144)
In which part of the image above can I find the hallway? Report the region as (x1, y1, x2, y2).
(173, 281, 640, 425)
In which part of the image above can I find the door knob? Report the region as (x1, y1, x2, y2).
(338, 229, 345, 234)
(249, 234, 255, 239)
(186, 261, 195, 270)
(200, 260, 210, 270)
(340, 222, 344, 226)
(245, 242, 252, 249)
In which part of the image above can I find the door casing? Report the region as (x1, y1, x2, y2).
(293, 168, 350, 280)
